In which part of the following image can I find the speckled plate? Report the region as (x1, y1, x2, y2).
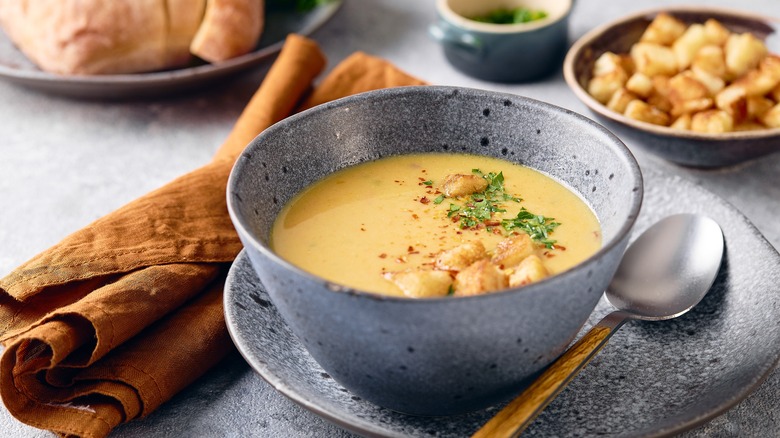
(0, 2, 341, 99)
(224, 166, 780, 437)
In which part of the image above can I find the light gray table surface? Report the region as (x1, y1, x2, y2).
(1, 0, 779, 436)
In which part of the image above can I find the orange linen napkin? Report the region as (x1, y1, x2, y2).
(0, 34, 425, 438)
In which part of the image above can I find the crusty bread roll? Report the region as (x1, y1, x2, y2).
(0, 0, 264, 75)
(190, 0, 265, 63)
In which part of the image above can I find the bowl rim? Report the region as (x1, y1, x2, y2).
(227, 85, 643, 303)
(434, 0, 572, 34)
(563, 5, 780, 141)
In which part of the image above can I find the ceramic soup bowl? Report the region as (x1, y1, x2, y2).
(227, 86, 642, 416)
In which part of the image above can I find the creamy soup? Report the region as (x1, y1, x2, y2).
(271, 153, 601, 297)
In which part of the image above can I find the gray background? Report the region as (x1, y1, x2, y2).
(1, 0, 778, 436)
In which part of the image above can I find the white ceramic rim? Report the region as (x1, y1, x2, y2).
(563, 5, 780, 141)
(435, 0, 572, 34)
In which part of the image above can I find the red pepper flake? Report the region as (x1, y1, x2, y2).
(379, 253, 387, 259)
(556, 245, 567, 251)
(420, 197, 430, 204)
(412, 214, 419, 219)
(456, 231, 462, 235)
(407, 246, 415, 252)
(395, 256, 407, 263)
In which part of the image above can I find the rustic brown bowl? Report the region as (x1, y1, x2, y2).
(563, 7, 780, 168)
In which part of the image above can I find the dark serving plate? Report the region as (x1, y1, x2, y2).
(0, 2, 342, 99)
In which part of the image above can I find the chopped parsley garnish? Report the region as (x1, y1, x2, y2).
(423, 180, 433, 186)
(429, 169, 560, 248)
(502, 208, 560, 249)
(470, 7, 548, 25)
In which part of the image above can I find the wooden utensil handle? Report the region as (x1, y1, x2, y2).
(472, 312, 628, 438)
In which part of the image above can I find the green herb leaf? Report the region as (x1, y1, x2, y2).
(433, 195, 445, 204)
(502, 208, 561, 248)
(423, 180, 433, 186)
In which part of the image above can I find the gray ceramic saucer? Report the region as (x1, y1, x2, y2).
(0, 1, 341, 99)
(224, 166, 780, 437)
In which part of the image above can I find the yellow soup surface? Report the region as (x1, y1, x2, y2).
(271, 153, 601, 297)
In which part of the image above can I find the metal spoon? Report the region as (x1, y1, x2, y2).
(473, 213, 725, 438)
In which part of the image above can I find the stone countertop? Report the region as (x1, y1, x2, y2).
(1, 0, 778, 436)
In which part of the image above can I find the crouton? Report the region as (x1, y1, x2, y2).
(384, 269, 453, 298)
(607, 88, 638, 114)
(692, 45, 728, 79)
(440, 174, 488, 198)
(704, 18, 731, 46)
(625, 72, 654, 97)
(691, 110, 734, 133)
(624, 99, 671, 126)
(508, 255, 549, 288)
(588, 69, 628, 104)
(631, 42, 679, 76)
(491, 233, 534, 268)
(725, 32, 767, 78)
(434, 241, 487, 271)
(640, 13, 686, 45)
(453, 259, 508, 296)
(673, 24, 709, 70)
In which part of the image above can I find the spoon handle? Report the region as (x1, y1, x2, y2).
(472, 312, 628, 438)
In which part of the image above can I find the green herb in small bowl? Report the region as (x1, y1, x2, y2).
(471, 7, 548, 24)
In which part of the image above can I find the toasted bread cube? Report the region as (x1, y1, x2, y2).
(747, 96, 775, 120)
(593, 51, 624, 76)
(690, 66, 726, 95)
(453, 259, 508, 296)
(716, 84, 748, 121)
(640, 13, 686, 45)
(668, 73, 712, 116)
(625, 72, 654, 97)
(507, 255, 549, 288)
(624, 99, 671, 126)
(607, 88, 638, 114)
(631, 42, 679, 77)
(704, 18, 731, 46)
(725, 32, 768, 78)
(588, 69, 628, 104)
(761, 55, 780, 81)
(691, 110, 734, 133)
(733, 69, 780, 98)
(673, 24, 709, 70)
(491, 233, 534, 268)
(761, 103, 780, 128)
(668, 73, 709, 103)
(670, 113, 692, 130)
(672, 98, 714, 117)
(648, 75, 673, 112)
(434, 241, 487, 271)
(440, 174, 487, 197)
(692, 45, 727, 79)
(384, 269, 453, 298)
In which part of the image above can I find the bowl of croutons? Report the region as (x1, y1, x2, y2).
(564, 7, 780, 167)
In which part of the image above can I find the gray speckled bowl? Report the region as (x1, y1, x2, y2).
(564, 7, 780, 168)
(226, 86, 642, 416)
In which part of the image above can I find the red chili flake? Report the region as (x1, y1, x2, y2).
(412, 214, 419, 219)
(456, 231, 462, 235)
(379, 253, 387, 259)
(556, 245, 567, 251)
(418, 177, 426, 182)
(420, 197, 430, 204)
(395, 257, 407, 263)
(407, 246, 414, 252)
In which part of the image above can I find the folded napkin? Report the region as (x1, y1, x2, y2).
(0, 34, 424, 438)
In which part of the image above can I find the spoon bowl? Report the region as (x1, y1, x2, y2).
(607, 214, 724, 320)
(473, 214, 725, 438)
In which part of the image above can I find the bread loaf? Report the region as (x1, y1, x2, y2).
(190, 0, 265, 63)
(0, 0, 264, 75)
